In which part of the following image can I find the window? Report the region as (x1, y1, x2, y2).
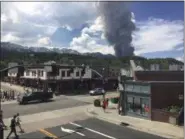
(32, 71, 36, 76)
(26, 71, 29, 76)
(61, 71, 65, 77)
(125, 84, 133, 92)
(38, 70, 44, 77)
(76, 71, 80, 77)
(133, 97, 141, 115)
(127, 96, 134, 112)
(40, 71, 44, 77)
(133, 85, 141, 93)
(141, 98, 150, 116)
(67, 70, 70, 77)
(141, 86, 150, 94)
(127, 96, 150, 117)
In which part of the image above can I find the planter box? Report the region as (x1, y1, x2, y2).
(169, 116, 177, 125)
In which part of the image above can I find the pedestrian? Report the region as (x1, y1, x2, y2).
(4, 91, 7, 100)
(16, 113, 24, 133)
(2, 91, 4, 100)
(6, 115, 19, 139)
(12, 91, 15, 100)
(0, 111, 7, 130)
(7, 91, 9, 100)
(102, 99, 107, 113)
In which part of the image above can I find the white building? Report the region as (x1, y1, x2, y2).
(169, 64, 184, 71)
(150, 64, 160, 71)
(8, 64, 92, 80)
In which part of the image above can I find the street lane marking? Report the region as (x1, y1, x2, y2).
(70, 122, 117, 139)
(61, 127, 85, 136)
(39, 128, 58, 139)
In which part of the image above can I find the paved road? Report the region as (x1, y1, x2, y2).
(2, 96, 90, 118)
(12, 118, 167, 139)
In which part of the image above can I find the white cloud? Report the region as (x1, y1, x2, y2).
(1, 2, 184, 57)
(176, 55, 184, 62)
(1, 2, 97, 47)
(70, 16, 114, 54)
(70, 16, 184, 56)
(82, 16, 104, 34)
(176, 47, 184, 51)
(133, 18, 184, 55)
(1, 33, 20, 42)
(1, 14, 8, 22)
(38, 37, 52, 46)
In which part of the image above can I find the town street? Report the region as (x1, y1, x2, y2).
(2, 96, 90, 118)
(13, 118, 167, 139)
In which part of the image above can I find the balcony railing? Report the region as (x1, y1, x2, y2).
(47, 76, 57, 80)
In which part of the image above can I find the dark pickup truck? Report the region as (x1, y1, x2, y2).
(17, 91, 53, 105)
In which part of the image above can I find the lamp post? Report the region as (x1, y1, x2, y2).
(102, 68, 105, 89)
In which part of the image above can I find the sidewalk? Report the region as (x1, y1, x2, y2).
(3, 105, 91, 139)
(86, 104, 184, 139)
(1, 82, 32, 93)
(64, 91, 119, 104)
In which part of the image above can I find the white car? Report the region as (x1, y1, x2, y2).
(89, 88, 105, 96)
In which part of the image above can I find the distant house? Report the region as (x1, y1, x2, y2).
(169, 64, 184, 71)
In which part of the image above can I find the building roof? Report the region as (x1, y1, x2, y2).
(134, 70, 184, 81)
(125, 80, 184, 85)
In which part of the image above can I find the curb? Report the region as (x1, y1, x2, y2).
(85, 107, 181, 139)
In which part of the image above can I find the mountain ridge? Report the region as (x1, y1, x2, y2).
(1, 42, 115, 58)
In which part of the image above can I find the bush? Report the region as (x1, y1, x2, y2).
(94, 99, 101, 107)
(110, 97, 119, 104)
(164, 105, 181, 113)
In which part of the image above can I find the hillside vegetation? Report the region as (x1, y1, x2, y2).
(0, 47, 183, 70)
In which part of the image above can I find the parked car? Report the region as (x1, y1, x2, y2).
(89, 88, 105, 96)
(17, 90, 53, 105)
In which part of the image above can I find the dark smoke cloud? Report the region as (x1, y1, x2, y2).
(97, 2, 136, 57)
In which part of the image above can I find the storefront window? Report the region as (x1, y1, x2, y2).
(127, 96, 134, 112)
(141, 86, 150, 94)
(133, 97, 141, 114)
(125, 84, 133, 92)
(141, 98, 150, 117)
(127, 95, 149, 117)
(133, 85, 141, 93)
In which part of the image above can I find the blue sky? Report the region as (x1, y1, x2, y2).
(1, 2, 184, 61)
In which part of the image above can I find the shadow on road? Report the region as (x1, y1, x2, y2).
(22, 99, 55, 105)
(61, 92, 89, 96)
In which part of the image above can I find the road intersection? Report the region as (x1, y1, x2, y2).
(10, 118, 167, 139)
(1, 83, 176, 139)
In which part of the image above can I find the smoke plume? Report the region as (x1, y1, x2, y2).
(97, 2, 136, 57)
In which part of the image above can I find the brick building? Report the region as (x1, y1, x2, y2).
(118, 60, 184, 124)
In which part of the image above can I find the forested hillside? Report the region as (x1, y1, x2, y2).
(0, 46, 183, 70)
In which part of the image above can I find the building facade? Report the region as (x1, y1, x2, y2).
(121, 81, 184, 120)
(118, 60, 184, 123)
(6, 64, 118, 93)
